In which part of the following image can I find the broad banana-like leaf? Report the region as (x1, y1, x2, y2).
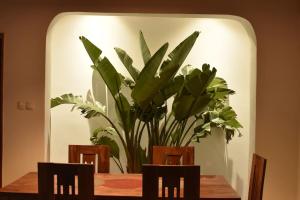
(207, 77, 235, 99)
(133, 32, 200, 109)
(224, 118, 243, 128)
(92, 127, 118, 136)
(132, 43, 169, 108)
(90, 134, 120, 159)
(51, 94, 106, 118)
(192, 105, 242, 143)
(209, 88, 235, 100)
(153, 75, 184, 106)
(160, 31, 199, 73)
(79, 36, 102, 64)
(114, 47, 140, 81)
(172, 94, 195, 120)
(208, 77, 228, 88)
(219, 106, 237, 120)
(172, 94, 211, 120)
(92, 70, 107, 104)
(80, 37, 124, 103)
(181, 65, 194, 76)
(114, 92, 134, 134)
(94, 57, 121, 97)
(185, 64, 216, 97)
(139, 31, 151, 64)
(220, 106, 243, 128)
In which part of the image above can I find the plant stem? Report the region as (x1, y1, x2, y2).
(177, 119, 188, 146)
(178, 118, 198, 146)
(134, 119, 142, 147)
(164, 120, 179, 146)
(159, 112, 168, 142)
(112, 157, 124, 173)
(146, 122, 151, 142)
(137, 122, 146, 144)
(100, 113, 129, 158)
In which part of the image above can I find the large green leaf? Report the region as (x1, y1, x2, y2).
(90, 134, 120, 159)
(114, 47, 140, 81)
(160, 31, 200, 73)
(132, 32, 200, 109)
(79, 36, 102, 64)
(219, 106, 243, 128)
(153, 75, 184, 106)
(139, 31, 151, 64)
(94, 57, 122, 97)
(208, 77, 228, 89)
(207, 77, 235, 99)
(190, 95, 212, 116)
(172, 94, 211, 120)
(132, 43, 169, 108)
(185, 64, 216, 97)
(210, 88, 235, 100)
(92, 70, 107, 104)
(114, 92, 135, 134)
(51, 94, 106, 118)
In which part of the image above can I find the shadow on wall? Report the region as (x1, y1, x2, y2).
(195, 128, 243, 195)
(236, 173, 244, 197)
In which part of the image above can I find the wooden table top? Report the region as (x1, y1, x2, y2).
(0, 172, 240, 200)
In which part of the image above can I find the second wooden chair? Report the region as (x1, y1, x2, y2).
(248, 153, 267, 200)
(69, 145, 110, 173)
(152, 146, 194, 165)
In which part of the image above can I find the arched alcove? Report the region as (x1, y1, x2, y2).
(45, 13, 256, 200)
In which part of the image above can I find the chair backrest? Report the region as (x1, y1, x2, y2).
(152, 146, 194, 165)
(68, 145, 110, 173)
(142, 164, 200, 200)
(248, 153, 267, 200)
(38, 162, 94, 200)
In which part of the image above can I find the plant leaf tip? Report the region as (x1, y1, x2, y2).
(194, 31, 200, 36)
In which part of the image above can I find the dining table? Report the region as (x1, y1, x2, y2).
(0, 172, 241, 200)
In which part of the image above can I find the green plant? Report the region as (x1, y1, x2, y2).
(51, 31, 242, 173)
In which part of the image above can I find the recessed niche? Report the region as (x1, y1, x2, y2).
(45, 13, 256, 199)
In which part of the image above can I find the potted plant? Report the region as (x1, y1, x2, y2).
(51, 31, 242, 173)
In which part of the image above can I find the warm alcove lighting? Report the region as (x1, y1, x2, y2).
(45, 13, 256, 200)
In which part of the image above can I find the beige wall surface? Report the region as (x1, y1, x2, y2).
(47, 15, 256, 200)
(0, 1, 299, 200)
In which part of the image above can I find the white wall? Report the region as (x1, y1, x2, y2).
(46, 13, 256, 200)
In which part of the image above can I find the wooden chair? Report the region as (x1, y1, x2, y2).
(142, 164, 200, 200)
(68, 145, 110, 173)
(152, 146, 194, 165)
(248, 153, 267, 200)
(38, 162, 94, 200)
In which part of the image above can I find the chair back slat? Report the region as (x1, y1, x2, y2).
(69, 145, 110, 173)
(142, 164, 200, 200)
(152, 146, 194, 165)
(248, 154, 267, 200)
(38, 162, 94, 200)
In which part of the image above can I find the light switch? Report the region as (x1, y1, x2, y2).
(25, 102, 34, 110)
(17, 101, 25, 110)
